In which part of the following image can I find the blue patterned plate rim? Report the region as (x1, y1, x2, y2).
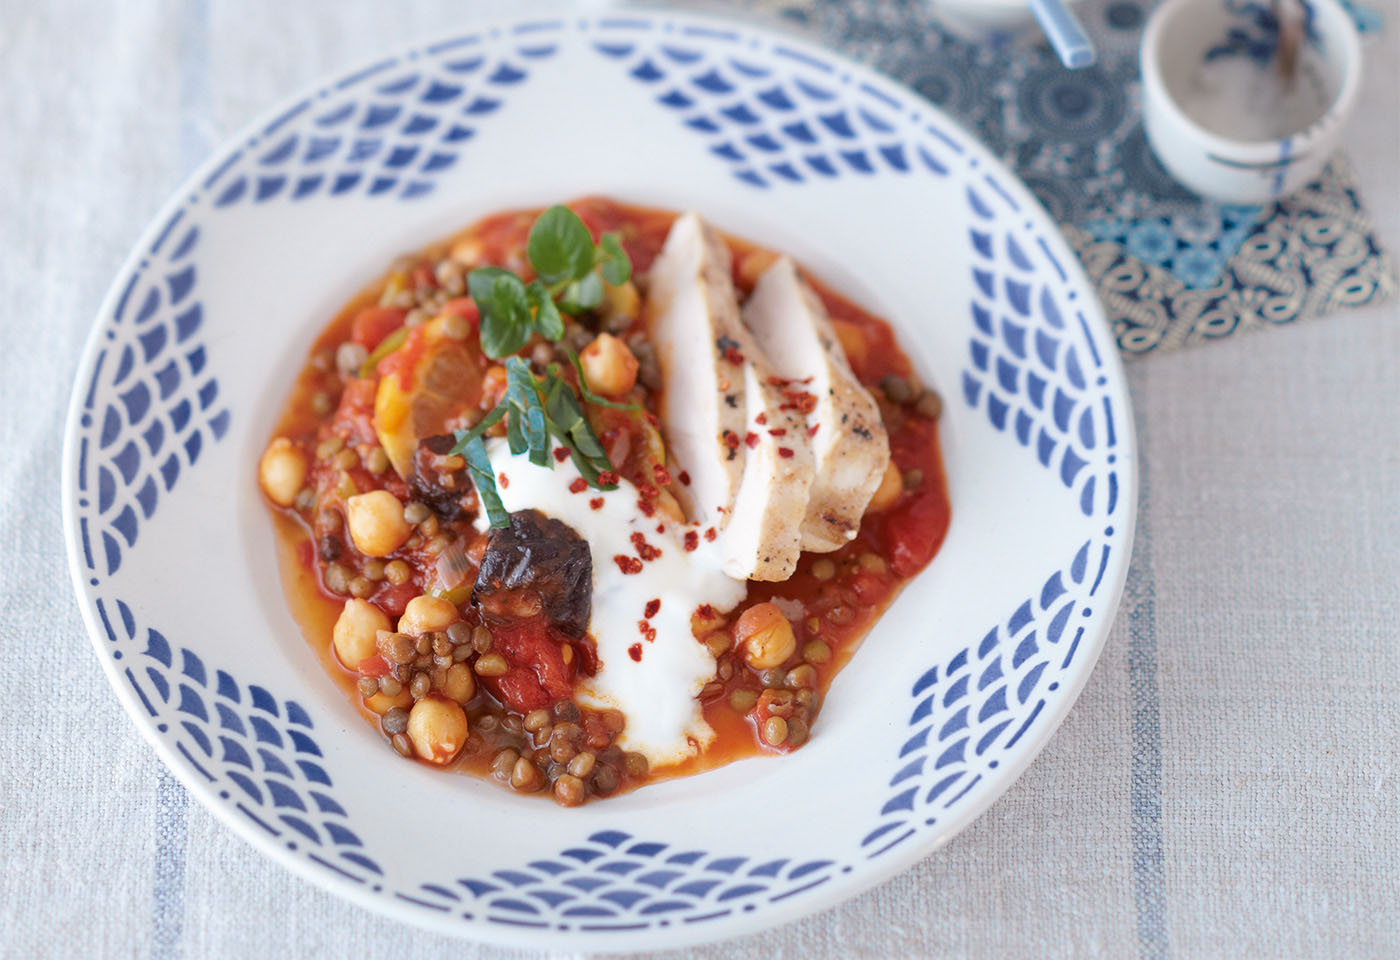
(61, 10, 1137, 950)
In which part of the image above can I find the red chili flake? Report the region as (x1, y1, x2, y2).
(614, 555, 643, 575)
(630, 531, 662, 562)
(597, 470, 619, 487)
(696, 604, 716, 620)
(704, 527, 717, 542)
(637, 621, 657, 644)
(589, 497, 605, 511)
(722, 430, 740, 450)
(716, 336, 745, 365)
(807, 424, 820, 437)
(638, 482, 659, 501)
(768, 427, 787, 437)
(644, 411, 660, 428)
(628, 643, 643, 662)
(767, 375, 790, 387)
(684, 530, 699, 552)
(755, 412, 768, 426)
(553, 447, 570, 463)
(568, 477, 588, 494)
(644, 599, 661, 619)
(652, 463, 672, 486)
(498, 472, 510, 488)
(655, 523, 666, 535)
(781, 389, 818, 414)
(744, 432, 759, 449)
(678, 470, 691, 486)
(778, 447, 795, 459)
(637, 498, 657, 518)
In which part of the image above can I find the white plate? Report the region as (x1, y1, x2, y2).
(62, 12, 1136, 950)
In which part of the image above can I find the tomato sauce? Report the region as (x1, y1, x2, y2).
(263, 197, 950, 801)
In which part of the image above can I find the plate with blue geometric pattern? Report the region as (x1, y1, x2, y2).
(61, 12, 1136, 949)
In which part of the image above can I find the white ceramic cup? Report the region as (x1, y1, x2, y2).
(1140, 0, 1362, 204)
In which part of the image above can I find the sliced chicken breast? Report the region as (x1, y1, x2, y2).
(720, 337, 815, 582)
(742, 256, 890, 552)
(644, 213, 749, 525)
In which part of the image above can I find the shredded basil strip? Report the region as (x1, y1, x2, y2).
(460, 436, 510, 529)
(567, 350, 640, 411)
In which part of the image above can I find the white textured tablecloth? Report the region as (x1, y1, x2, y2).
(3, 1, 1397, 957)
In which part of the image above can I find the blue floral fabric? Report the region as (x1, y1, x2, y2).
(740, 0, 1394, 355)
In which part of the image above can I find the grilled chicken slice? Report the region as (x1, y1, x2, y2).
(721, 334, 816, 582)
(742, 256, 890, 552)
(646, 214, 816, 581)
(645, 212, 748, 526)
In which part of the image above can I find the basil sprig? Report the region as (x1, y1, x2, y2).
(467, 205, 632, 359)
(448, 357, 620, 528)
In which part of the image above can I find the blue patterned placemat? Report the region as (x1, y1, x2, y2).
(733, 0, 1394, 355)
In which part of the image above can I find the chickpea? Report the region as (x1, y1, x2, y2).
(345, 490, 412, 557)
(397, 595, 459, 635)
(866, 459, 904, 513)
(579, 333, 638, 397)
(734, 602, 797, 670)
(601, 279, 640, 325)
(365, 687, 413, 715)
(406, 696, 468, 764)
(258, 438, 307, 507)
(442, 662, 476, 704)
(332, 599, 390, 669)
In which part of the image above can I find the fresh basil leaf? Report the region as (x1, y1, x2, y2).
(597, 232, 632, 286)
(470, 267, 532, 358)
(460, 436, 510, 529)
(505, 407, 527, 455)
(526, 405, 549, 466)
(527, 280, 565, 341)
(567, 350, 640, 411)
(542, 375, 617, 488)
(527, 205, 595, 285)
(559, 270, 604, 314)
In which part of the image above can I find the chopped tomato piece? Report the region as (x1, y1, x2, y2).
(349, 306, 408, 351)
(440, 297, 480, 325)
(485, 617, 576, 713)
(357, 654, 391, 677)
(372, 582, 418, 618)
(332, 378, 379, 446)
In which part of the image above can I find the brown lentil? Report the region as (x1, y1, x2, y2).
(356, 676, 380, 697)
(384, 562, 411, 587)
(446, 622, 472, 645)
(443, 662, 475, 703)
(310, 392, 333, 416)
(796, 689, 819, 710)
(592, 763, 620, 795)
(432, 633, 453, 657)
(419, 513, 441, 537)
(310, 349, 333, 372)
(786, 664, 818, 689)
(700, 681, 724, 700)
(404, 308, 430, 328)
(762, 716, 789, 746)
(293, 488, 315, 512)
(567, 752, 596, 778)
(524, 709, 551, 733)
(414, 633, 432, 655)
(409, 672, 431, 700)
(390, 733, 413, 757)
(441, 312, 472, 340)
(363, 559, 386, 581)
(331, 447, 359, 471)
(729, 689, 758, 712)
(623, 752, 649, 778)
(554, 774, 586, 806)
(915, 389, 943, 420)
(324, 563, 350, 595)
(382, 707, 409, 735)
(491, 748, 519, 779)
(451, 644, 472, 662)
(759, 668, 786, 688)
(403, 501, 431, 525)
(364, 447, 390, 474)
(472, 626, 493, 654)
(810, 558, 836, 581)
(500, 714, 524, 736)
(550, 738, 577, 764)
(704, 633, 730, 658)
(805, 616, 821, 635)
(787, 717, 810, 747)
(475, 714, 500, 734)
(553, 700, 581, 723)
(348, 576, 374, 599)
(510, 757, 541, 791)
(880, 373, 914, 405)
(424, 533, 452, 555)
(378, 676, 403, 697)
(315, 435, 345, 460)
(474, 653, 508, 677)
(902, 468, 924, 490)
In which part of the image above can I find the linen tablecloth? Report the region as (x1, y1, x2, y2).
(2, 1, 1397, 957)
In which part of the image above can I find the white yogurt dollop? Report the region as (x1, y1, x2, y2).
(475, 440, 746, 767)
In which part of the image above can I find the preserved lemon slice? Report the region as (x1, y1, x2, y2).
(373, 315, 484, 478)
